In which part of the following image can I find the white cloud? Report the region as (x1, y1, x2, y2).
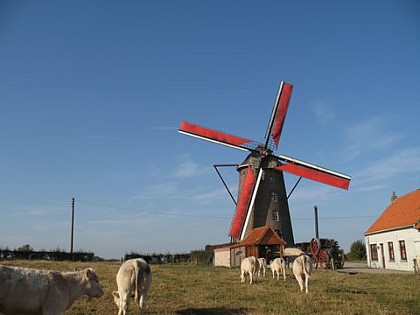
(172, 154, 209, 178)
(343, 117, 403, 161)
(312, 101, 334, 125)
(355, 147, 420, 184)
(288, 183, 343, 205)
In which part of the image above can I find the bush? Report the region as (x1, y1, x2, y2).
(347, 239, 367, 261)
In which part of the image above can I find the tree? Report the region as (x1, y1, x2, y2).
(348, 239, 366, 261)
(18, 244, 33, 252)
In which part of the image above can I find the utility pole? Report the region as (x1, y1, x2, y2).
(70, 198, 75, 255)
(314, 205, 319, 239)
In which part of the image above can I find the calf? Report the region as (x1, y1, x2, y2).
(240, 256, 257, 284)
(113, 258, 152, 315)
(292, 254, 313, 294)
(270, 257, 286, 281)
(256, 258, 267, 277)
(0, 265, 103, 315)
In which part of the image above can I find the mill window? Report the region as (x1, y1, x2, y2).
(272, 210, 279, 221)
(271, 192, 278, 202)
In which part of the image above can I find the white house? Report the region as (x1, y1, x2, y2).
(365, 190, 420, 272)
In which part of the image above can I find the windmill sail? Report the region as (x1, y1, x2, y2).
(178, 121, 258, 152)
(229, 166, 256, 239)
(265, 82, 293, 149)
(275, 155, 351, 190)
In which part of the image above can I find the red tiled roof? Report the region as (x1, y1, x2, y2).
(365, 189, 420, 235)
(231, 226, 286, 248)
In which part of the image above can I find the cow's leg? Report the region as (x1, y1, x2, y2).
(304, 275, 309, 294)
(138, 289, 149, 315)
(249, 271, 253, 284)
(240, 270, 245, 283)
(118, 295, 129, 315)
(295, 275, 304, 292)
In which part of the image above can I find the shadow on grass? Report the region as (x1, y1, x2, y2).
(327, 287, 369, 295)
(176, 307, 248, 315)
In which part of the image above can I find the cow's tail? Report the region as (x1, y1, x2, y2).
(143, 263, 152, 294)
(134, 259, 152, 304)
(133, 260, 140, 303)
(280, 258, 286, 280)
(303, 255, 311, 279)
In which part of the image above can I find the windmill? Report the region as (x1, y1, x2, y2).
(178, 81, 351, 246)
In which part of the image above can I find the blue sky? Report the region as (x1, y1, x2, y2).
(1, 1, 419, 259)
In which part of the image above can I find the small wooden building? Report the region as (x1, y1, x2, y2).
(214, 226, 286, 267)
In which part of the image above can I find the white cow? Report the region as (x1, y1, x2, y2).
(257, 258, 267, 277)
(112, 258, 152, 315)
(240, 256, 257, 284)
(270, 257, 286, 281)
(0, 265, 104, 315)
(292, 254, 313, 294)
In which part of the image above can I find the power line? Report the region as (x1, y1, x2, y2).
(78, 199, 379, 221)
(77, 199, 230, 220)
(294, 215, 377, 221)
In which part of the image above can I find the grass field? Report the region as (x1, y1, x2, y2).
(2, 260, 419, 315)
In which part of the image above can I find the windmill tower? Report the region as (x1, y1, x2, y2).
(178, 82, 351, 246)
(236, 150, 294, 244)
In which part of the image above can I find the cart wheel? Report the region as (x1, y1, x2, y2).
(318, 250, 329, 269)
(311, 256, 319, 269)
(310, 238, 321, 256)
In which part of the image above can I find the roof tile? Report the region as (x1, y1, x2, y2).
(365, 189, 420, 235)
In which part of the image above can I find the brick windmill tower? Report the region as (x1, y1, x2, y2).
(178, 82, 351, 246)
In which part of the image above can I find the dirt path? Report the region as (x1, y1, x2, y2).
(339, 262, 414, 274)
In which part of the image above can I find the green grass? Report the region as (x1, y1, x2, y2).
(2, 260, 419, 315)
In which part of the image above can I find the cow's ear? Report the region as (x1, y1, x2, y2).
(85, 268, 95, 279)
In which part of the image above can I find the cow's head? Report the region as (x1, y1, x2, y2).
(83, 268, 104, 298)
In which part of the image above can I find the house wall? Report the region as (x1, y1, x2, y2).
(365, 227, 420, 272)
(214, 247, 231, 267)
(231, 247, 245, 267)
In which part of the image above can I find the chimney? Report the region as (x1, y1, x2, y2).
(391, 191, 397, 203)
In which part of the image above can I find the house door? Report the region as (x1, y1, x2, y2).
(380, 243, 386, 269)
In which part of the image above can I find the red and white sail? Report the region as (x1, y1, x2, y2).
(265, 82, 293, 149)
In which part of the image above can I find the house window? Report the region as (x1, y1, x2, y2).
(370, 244, 378, 261)
(271, 192, 277, 202)
(388, 242, 395, 261)
(269, 176, 275, 182)
(272, 210, 279, 221)
(399, 240, 407, 261)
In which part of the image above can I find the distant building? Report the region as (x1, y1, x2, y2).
(364, 190, 420, 272)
